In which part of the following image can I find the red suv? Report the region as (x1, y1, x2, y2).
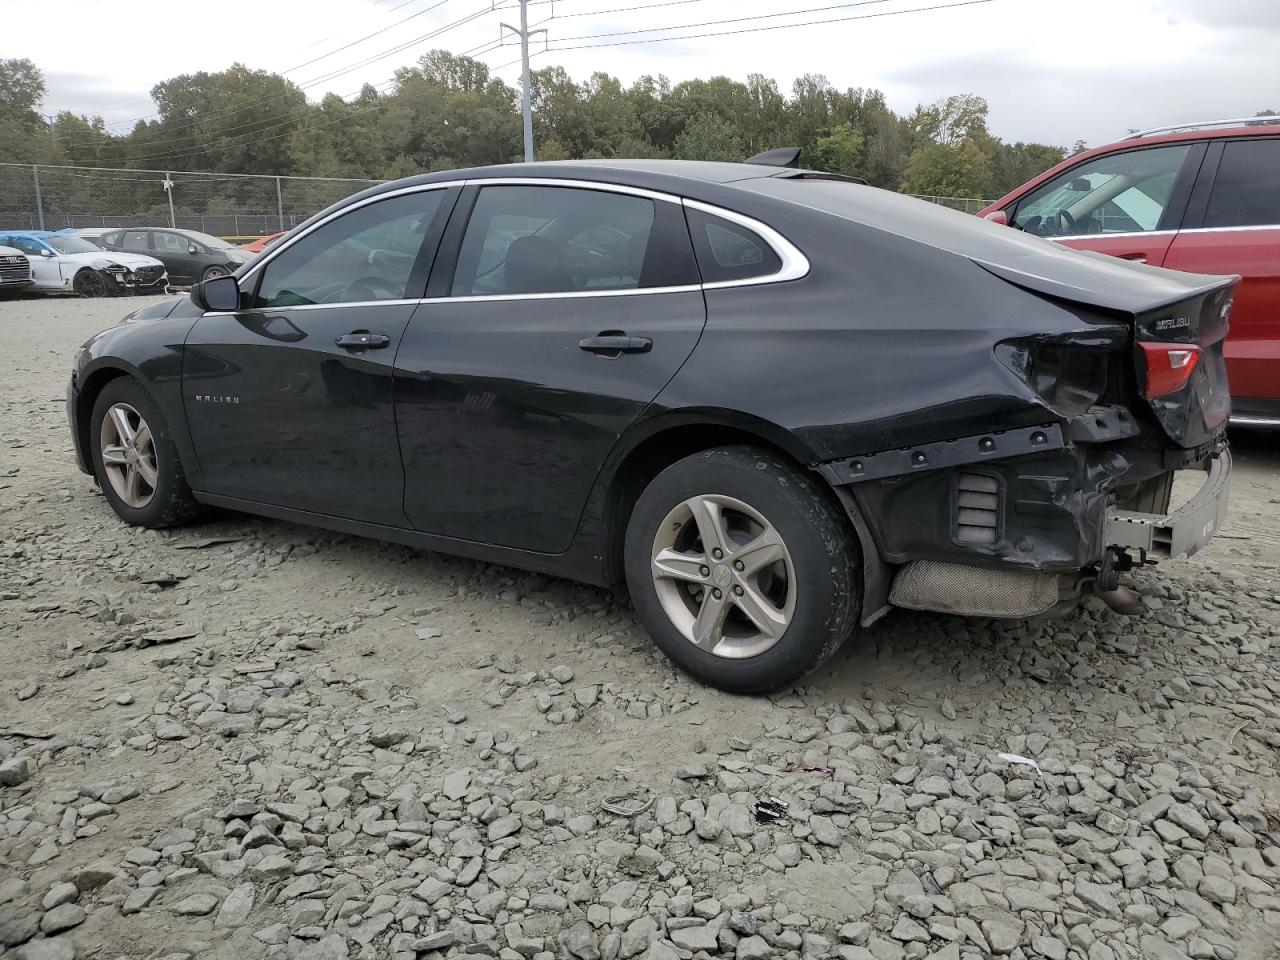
(980, 119, 1279, 426)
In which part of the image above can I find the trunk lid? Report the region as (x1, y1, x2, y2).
(973, 252, 1236, 448)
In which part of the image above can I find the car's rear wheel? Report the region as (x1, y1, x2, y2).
(624, 446, 860, 694)
(73, 269, 107, 298)
(90, 378, 201, 528)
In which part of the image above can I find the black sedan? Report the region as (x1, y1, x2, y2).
(83, 227, 251, 284)
(66, 159, 1234, 693)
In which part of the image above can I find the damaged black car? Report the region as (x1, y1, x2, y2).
(65, 159, 1233, 693)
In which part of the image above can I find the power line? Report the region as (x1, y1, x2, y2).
(282, 0, 455, 74)
(98, 0, 480, 135)
(84, 2, 498, 160)
(529, 0, 998, 52)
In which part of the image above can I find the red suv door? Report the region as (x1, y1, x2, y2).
(1005, 142, 1205, 267)
(1162, 138, 1280, 419)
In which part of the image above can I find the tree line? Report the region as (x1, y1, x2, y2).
(3, 53, 1071, 199)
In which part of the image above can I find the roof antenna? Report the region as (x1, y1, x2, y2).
(745, 147, 802, 168)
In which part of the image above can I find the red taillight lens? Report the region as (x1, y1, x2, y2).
(1140, 341, 1201, 398)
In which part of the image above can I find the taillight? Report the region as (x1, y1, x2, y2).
(1140, 342, 1200, 398)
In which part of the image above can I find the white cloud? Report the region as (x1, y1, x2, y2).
(14, 0, 1280, 148)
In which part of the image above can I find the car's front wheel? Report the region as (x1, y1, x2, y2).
(73, 269, 107, 298)
(90, 378, 201, 528)
(624, 446, 861, 694)
(202, 266, 229, 282)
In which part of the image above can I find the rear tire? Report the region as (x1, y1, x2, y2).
(624, 446, 860, 694)
(89, 377, 201, 528)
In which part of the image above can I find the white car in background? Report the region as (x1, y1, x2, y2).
(0, 230, 169, 297)
(0, 245, 35, 296)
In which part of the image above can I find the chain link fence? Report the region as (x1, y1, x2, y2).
(909, 194, 993, 214)
(0, 163, 382, 238)
(0, 162, 993, 239)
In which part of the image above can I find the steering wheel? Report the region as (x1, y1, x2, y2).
(1056, 209, 1078, 235)
(340, 275, 401, 301)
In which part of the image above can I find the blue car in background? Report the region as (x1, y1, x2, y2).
(0, 229, 168, 297)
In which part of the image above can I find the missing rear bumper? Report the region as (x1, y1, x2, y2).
(1105, 451, 1231, 558)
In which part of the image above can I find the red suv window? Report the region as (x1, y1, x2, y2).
(1203, 139, 1280, 228)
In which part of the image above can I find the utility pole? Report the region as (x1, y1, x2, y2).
(502, 0, 546, 162)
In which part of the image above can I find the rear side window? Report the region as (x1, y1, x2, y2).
(452, 186, 660, 296)
(685, 208, 781, 284)
(102, 231, 122, 245)
(1204, 139, 1280, 228)
(121, 231, 149, 252)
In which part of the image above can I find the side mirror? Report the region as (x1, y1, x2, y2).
(188, 244, 200, 255)
(191, 274, 240, 312)
(40, 248, 54, 257)
(982, 209, 1009, 226)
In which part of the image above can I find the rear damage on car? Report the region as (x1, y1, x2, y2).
(722, 176, 1236, 621)
(821, 254, 1234, 619)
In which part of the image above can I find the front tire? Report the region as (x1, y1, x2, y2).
(89, 378, 201, 528)
(202, 266, 229, 282)
(74, 269, 107, 298)
(624, 446, 860, 694)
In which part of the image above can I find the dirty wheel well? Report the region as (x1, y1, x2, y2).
(76, 367, 130, 464)
(602, 425, 857, 588)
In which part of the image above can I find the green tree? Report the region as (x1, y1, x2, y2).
(810, 123, 864, 176)
(673, 114, 745, 161)
(903, 140, 991, 198)
(0, 58, 57, 163)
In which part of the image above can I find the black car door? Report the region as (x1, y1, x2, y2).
(152, 230, 201, 283)
(181, 186, 456, 526)
(394, 181, 706, 553)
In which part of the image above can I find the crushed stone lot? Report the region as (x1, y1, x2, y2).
(2, 294, 1279, 960)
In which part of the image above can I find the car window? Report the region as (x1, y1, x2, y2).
(684, 208, 782, 284)
(102, 231, 121, 246)
(154, 232, 191, 254)
(121, 231, 149, 252)
(253, 191, 443, 308)
(6, 237, 46, 256)
(1012, 144, 1191, 237)
(1204, 139, 1280, 228)
(48, 236, 101, 255)
(452, 186, 656, 296)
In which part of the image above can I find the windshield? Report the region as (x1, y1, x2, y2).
(184, 230, 233, 250)
(48, 236, 102, 255)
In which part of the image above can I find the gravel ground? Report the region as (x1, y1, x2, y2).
(2, 295, 1279, 960)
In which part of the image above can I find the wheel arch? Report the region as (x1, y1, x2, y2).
(597, 410, 891, 623)
(75, 360, 201, 486)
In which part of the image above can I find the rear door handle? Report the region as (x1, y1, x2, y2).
(1118, 253, 1148, 264)
(578, 334, 652, 355)
(335, 332, 390, 349)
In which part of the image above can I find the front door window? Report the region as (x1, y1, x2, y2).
(252, 191, 445, 307)
(1012, 145, 1192, 237)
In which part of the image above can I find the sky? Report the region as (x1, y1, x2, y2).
(7, 0, 1280, 150)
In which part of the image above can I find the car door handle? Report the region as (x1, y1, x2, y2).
(335, 332, 390, 349)
(1118, 253, 1148, 263)
(578, 334, 652, 355)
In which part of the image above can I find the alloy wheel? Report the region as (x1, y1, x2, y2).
(99, 402, 158, 509)
(204, 267, 229, 280)
(650, 494, 796, 659)
(74, 271, 107, 297)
